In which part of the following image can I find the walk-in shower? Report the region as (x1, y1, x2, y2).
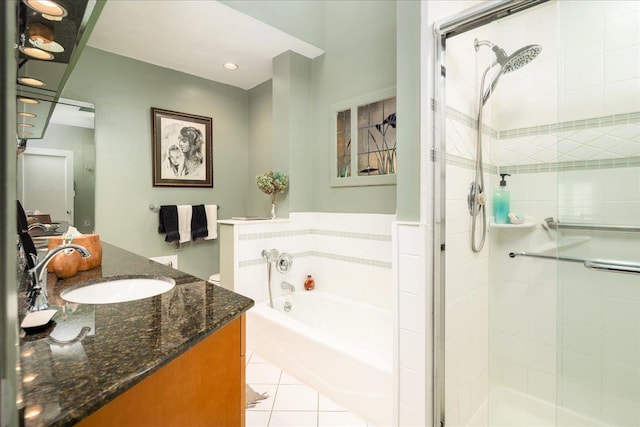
(434, 0, 640, 426)
(468, 38, 541, 253)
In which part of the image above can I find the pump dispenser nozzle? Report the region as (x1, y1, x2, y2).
(499, 173, 511, 187)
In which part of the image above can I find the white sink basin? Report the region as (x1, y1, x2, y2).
(61, 276, 176, 304)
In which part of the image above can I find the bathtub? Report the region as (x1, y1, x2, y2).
(246, 290, 394, 426)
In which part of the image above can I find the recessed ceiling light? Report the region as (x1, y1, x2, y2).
(18, 76, 45, 87)
(223, 63, 239, 71)
(18, 123, 35, 128)
(18, 97, 40, 105)
(19, 46, 54, 60)
(18, 112, 37, 118)
(23, 0, 67, 18)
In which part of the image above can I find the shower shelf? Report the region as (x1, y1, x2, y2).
(489, 216, 536, 229)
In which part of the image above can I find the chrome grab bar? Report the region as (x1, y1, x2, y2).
(509, 251, 640, 275)
(544, 217, 640, 233)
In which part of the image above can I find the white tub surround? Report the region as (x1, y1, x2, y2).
(247, 292, 393, 427)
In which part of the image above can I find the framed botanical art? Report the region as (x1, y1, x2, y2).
(151, 107, 213, 187)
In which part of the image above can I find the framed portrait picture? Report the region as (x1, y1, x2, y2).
(151, 107, 213, 187)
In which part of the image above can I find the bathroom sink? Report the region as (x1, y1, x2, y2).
(60, 275, 175, 304)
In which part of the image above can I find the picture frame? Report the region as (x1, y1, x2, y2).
(151, 107, 213, 187)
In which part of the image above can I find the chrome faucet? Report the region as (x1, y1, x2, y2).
(281, 281, 295, 292)
(26, 244, 91, 311)
(27, 223, 47, 231)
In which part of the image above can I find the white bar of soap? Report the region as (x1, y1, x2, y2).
(21, 309, 57, 329)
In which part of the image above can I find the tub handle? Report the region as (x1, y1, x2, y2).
(277, 253, 293, 273)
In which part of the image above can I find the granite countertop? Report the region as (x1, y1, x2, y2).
(18, 242, 254, 427)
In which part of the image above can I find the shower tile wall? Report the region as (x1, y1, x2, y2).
(444, 116, 494, 425)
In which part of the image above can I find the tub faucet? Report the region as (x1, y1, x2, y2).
(26, 244, 91, 311)
(281, 281, 295, 292)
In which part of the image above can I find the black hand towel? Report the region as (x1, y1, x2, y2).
(191, 204, 209, 241)
(159, 205, 180, 243)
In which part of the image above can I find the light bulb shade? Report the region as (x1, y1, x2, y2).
(18, 123, 35, 128)
(18, 112, 38, 118)
(23, 0, 67, 18)
(18, 97, 40, 105)
(19, 46, 54, 60)
(18, 76, 46, 87)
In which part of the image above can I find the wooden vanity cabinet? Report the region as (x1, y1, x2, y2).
(78, 315, 246, 427)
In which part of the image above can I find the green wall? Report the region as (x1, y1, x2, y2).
(28, 123, 96, 233)
(311, 0, 398, 214)
(62, 47, 250, 281)
(396, 0, 422, 221)
(247, 80, 274, 217)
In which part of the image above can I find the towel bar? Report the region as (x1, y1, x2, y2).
(149, 204, 220, 212)
(509, 251, 640, 275)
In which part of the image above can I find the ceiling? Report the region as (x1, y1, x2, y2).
(86, 0, 324, 90)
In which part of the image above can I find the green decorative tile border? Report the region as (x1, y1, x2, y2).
(238, 250, 391, 269)
(499, 111, 640, 139)
(446, 106, 498, 138)
(445, 106, 640, 174)
(499, 156, 640, 175)
(447, 154, 498, 174)
(238, 229, 391, 242)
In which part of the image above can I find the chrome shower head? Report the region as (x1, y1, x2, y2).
(475, 39, 542, 105)
(502, 44, 542, 74)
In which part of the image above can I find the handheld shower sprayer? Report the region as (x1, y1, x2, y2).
(468, 38, 542, 253)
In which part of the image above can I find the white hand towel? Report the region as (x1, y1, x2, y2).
(177, 205, 193, 243)
(204, 205, 218, 240)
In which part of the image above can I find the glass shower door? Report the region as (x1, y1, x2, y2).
(555, 2, 640, 426)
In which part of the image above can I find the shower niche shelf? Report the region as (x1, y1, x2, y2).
(489, 216, 536, 229)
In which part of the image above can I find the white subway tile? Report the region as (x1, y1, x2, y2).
(528, 341, 556, 375)
(558, 379, 602, 420)
(603, 360, 640, 400)
(527, 368, 556, 404)
(399, 329, 425, 373)
(495, 357, 528, 393)
(560, 320, 602, 358)
(399, 403, 425, 427)
(603, 328, 640, 368)
(399, 291, 425, 335)
(602, 392, 640, 427)
(399, 254, 423, 295)
(399, 366, 425, 413)
(560, 350, 602, 389)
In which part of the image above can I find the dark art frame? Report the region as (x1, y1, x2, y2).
(151, 107, 213, 187)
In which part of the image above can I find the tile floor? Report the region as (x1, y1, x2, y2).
(245, 351, 377, 427)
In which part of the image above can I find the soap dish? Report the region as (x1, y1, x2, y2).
(21, 309, 57, 330)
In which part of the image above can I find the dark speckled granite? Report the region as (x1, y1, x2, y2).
(18, 242, 254, 427)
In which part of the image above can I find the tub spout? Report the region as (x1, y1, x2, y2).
(281, 281, 295, 292)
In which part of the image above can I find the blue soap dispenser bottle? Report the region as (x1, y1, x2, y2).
(493, 173, 511, 224)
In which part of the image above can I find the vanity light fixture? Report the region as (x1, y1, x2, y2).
(18, 131, 34, 136)
(19, 45, 54, 60)
(23, 0, 68, 19)
(18, 123, 35, 128)
(18, 76, 46, 87)
(24, 404, 42, 419)
(223, 62, 239, 70)
(18, 112, 37, 118)
(18, 97, 40, 105)
(22, 373, 38, 383)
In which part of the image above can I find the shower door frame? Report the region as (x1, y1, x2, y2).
(431, 1, 549, 425)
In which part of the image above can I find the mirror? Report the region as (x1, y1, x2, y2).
(17, 98, 95, 234)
